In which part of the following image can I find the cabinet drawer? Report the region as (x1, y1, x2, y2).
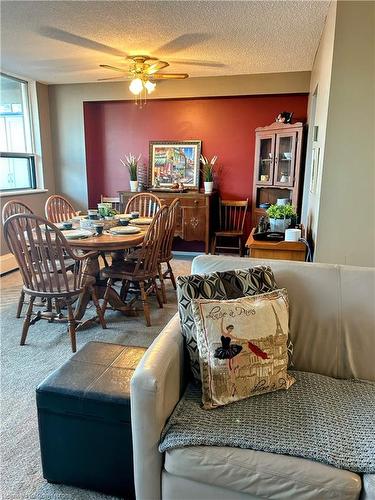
(179, 197, 207, 208)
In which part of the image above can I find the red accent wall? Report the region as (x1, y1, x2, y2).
(83, 94, 308, 236)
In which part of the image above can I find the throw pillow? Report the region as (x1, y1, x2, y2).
(216, 267, 278, 299)
(192, 289, 295, 409)
(177, 266, 279, 382)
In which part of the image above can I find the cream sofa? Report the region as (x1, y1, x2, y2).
(131, 256, 375, 500)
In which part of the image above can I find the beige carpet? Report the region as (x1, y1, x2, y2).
(0, 257, 192, 500)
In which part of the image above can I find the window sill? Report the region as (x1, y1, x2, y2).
(0, 188, 48, 198)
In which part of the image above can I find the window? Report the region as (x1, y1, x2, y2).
(0, 73, 36, 191)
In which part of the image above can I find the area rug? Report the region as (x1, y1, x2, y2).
(0, 258, 192, 500)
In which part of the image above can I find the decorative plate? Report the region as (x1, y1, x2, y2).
(109, 226, 141, 235)
(61, 229, 92, 239)
(132, 217, 153, 225)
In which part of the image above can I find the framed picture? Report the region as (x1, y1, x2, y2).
(149, 140, 202, 189)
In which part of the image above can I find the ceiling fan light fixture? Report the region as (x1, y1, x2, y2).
(144, 80, 156, 94)
(129, 78, 143, 95)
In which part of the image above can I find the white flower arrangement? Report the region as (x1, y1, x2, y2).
(120, 153, 142, 181)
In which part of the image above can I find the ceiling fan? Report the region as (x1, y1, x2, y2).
(99, 55, 189, 99)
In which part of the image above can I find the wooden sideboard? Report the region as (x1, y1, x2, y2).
(245, 228, 306, 261)
(118, 191, 215, 253)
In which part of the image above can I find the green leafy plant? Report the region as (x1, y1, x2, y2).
(98, 203, 117, 218)
(200, 154, 217, 182)
(120, 153, 141, 181)
(266, 203, 296, 219)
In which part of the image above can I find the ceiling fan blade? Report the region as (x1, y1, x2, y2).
(152, 73, 189, 80)
(146, 61, 169, 74)
(155, 34, 212, 55)
(39, 27, 127, 57)
(98, 76, 127, 81)
(100, 64, 127, 73)
(169, 59, 225, 68)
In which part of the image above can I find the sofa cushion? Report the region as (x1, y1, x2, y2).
(192, 289, 295, 409)
(361, 475, 375, 500)
(164, 446, 361, 500)
(177, 266, 279, 382)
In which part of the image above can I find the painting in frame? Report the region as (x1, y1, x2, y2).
(149, 140, 202, 190)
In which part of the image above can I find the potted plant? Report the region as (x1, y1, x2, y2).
(200, 154, 217, 194)
(121, 153, 141, 192)
(97, 202, 117, 219)
(266, 203, 296, 233)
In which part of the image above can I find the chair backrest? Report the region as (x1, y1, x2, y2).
(100, 195, 121, 212)
(159, 198, 180, 262)
(125, 193, 161, 217)
(45, 195, 76, 223)
(219, 199, 248, 232)
(3, 213, 86, 295)
(133, 206, 168, 276)
(2, 199, 34, 225)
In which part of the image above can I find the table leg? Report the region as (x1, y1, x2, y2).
(74, 254, 138, 320)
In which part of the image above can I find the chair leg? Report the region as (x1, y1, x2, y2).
(66, 302, 77, 353)
(90, 285, 107, 330)
(16, 290, 25, 318)
(212, 235, 217, 255)
(140, 281, 151, 327)
(167, 261, 177, 290)
(153, 277, 163, 309)
(158, 264, 167, 304)
(20, 296, 35, 345)
(239, 237, 243, 257)
(120, 280, 130, 302)
(101, 278, 113, 314)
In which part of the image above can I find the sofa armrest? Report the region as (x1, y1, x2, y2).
(131, 313, 185, 500)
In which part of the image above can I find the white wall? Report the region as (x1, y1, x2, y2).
(312, 1, 375, 266)
(301, 1, 337, 245)
(48, 71, 311, 211)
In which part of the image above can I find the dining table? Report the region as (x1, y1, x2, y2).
(67, 226, 148, 320)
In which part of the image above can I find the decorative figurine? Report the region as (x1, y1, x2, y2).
(276, 111, 293, 124)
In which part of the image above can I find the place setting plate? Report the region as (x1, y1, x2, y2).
(132, 217, 153, 226)
(61, 229, 93, 240)
(114, 213, 133, 219)
(109, 226, 142, 235)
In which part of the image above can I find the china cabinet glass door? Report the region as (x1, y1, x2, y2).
(274, 133, 296, 186)
(256, 134, 275, 185)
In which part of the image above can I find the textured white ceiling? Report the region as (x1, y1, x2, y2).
(1, 0, 330, 84)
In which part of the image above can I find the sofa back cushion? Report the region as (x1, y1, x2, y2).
(177, 266, 278, 382)
(191, 256, 375, 382)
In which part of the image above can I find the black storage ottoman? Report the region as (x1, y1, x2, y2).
(36, 341, 146, 498)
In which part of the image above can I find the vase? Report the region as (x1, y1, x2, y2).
(269, 218, 291, 233)
(204, 181, 213, 194)
(130, 180, 138, 192)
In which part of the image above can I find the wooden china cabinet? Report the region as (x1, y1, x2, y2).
(118, 190, 215, 254)
(252, 122, 304, 227)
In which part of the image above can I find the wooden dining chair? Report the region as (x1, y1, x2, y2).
(101, 206, 168, 327)
(158, 198, 180, 303)
(45, 195, 76, 223)
(125, 193, 161, 217)
(2, 200, 34, 317)
(3, 213, 106, 352)
(212, 199, 248, 256)
(100, 195, 121, 213)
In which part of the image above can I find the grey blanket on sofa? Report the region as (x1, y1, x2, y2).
(159, 371, 375, 473)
